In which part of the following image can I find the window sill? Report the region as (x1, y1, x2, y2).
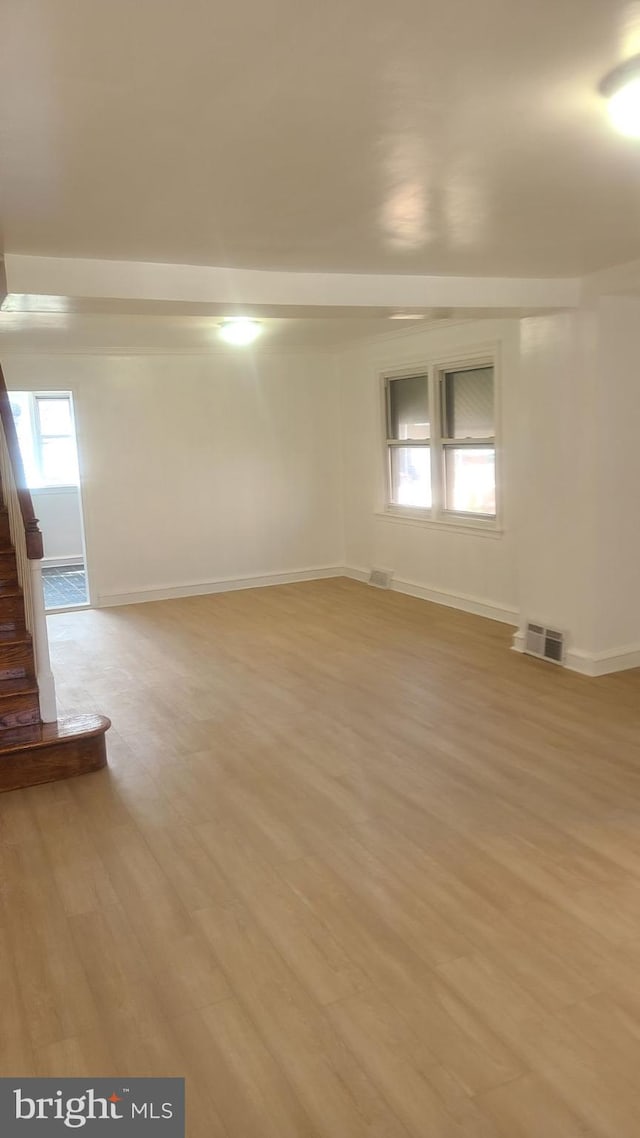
(375, 509, 503, 538)
(28, 484, 80, 495)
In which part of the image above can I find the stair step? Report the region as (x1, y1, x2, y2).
(0, 699, 40, 731)
(0, 634, 35, 681)
(0, 594, 27, 623)
(0, 584, 22, 598)
(0, 678, 39, 730)
(0, 714, 111, 791)
(0, 677, 38, 699)
(0, 628, 30, 644)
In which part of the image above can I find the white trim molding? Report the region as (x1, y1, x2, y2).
(43, 554, 84, 568)
(375, 510, 503, 539)
(95, 563, 518, 626)
(343, 566, 518, 625)
(512, 630, 640, 676)
(96, 565, 346, 608)
(565, 644, 640, 677)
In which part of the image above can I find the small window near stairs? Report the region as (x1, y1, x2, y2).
(9, 392, 79, 489)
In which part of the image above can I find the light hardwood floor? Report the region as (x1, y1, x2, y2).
(2, 577, 640, 1137)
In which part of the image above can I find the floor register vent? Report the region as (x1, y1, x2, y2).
(524, 622, 565, 665)
(368, 568, 393, 589)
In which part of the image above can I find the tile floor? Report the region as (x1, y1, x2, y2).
(42, 563, 88, 609)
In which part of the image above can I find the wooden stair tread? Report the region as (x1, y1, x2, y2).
(0, 677, 38, 699)
(0, 714, 110, 791)
(0, 628, 30, 644)
(0, 714, 111, 754)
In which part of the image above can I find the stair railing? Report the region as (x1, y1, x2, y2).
(0, 365, 57, 722)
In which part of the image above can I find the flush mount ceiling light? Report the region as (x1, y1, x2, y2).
(600, 55, 640, 137)
(218, 318, 262, 346)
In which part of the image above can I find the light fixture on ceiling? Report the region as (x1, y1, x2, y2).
(600, 54, 640, 137)
(218, 318, 262, 346)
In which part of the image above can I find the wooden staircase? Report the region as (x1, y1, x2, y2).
(0, 363, 109, 792)
(0, 508, 40, 730)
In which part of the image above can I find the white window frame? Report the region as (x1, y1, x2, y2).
(31, 392, 79, 489)
(381, 346, 501, 533)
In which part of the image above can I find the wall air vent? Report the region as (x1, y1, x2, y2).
(524, 622, 565, 665)
(368, 568, 393, 589)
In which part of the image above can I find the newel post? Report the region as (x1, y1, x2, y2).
(27, 520, 57, 724)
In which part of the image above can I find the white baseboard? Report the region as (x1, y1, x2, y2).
(97, 563, 518, 626)
(43, 554, 84, 568)
(565, 644, 640, 677)
(96, 565, 345, 607)
(343, 566, 518, 626)
(342, 566, 369, 584)
(513, 629, 640, 676)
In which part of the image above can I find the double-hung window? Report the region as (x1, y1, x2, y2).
(9, 392, 80, 489)
(385, 358, 497, 524)
(385, 373, 432, 509)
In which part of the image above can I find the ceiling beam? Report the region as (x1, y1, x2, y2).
(4, 255, 580, 313)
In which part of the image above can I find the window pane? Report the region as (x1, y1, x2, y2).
(40, 438, 79, 485)
(388, 375, 430, 440)
(390, 447, 431, 508)
(443, 367, 493, 439)
(445, 447, 495, 515)
(37, 397, 73, 436)
(10, 393, 41, 488)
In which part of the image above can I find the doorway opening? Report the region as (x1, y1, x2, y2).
(9, 391, 89, 611)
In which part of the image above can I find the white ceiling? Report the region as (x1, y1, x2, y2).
(1, 0, 640, 280)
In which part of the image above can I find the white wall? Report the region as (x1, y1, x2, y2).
(515, 301, 640, 672)
(516, 310, 599, 656)
(3, 351, 344, 604)
(593, 297, 640, 655)
(339, 320, 521, 622)
(31, 487, 84, 564)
